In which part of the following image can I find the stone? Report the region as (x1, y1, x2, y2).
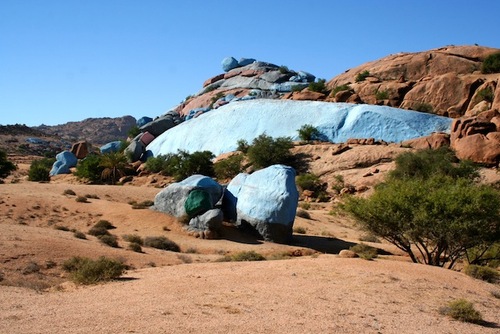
(289, 91, 326, 101)
(139, 131, 155, 146)
(339, 250, 358, 258)
(222, 57, 239, 72)
(140, 112, 182, 137)
(401, 132, 450, 149)
(70, 141, 89, 159)
(224, 165, 299, 244)
(124, 140, 145, 162)
(154, 175, 223, 220)
(100, 141, 122, 154)
(137, 116, 153, 128)
(50, 151, 78, 176)
(238, 58, 256, 67)
(187, 208, 224, 234)
(203, 73, 225, 87)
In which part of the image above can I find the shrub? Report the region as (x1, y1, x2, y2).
(296, 209, 311, 219)
(98, 234, 119, 248)
(247, 134, 294, 169)
(74, 154, 104, 183)
(439, 299, 483, 324)
(93, 220, 115, 230)
(62, 256, 126, 284)
(294, 226, 307, 234)
(158, 150, 214, 181)
(128, 242, 143, 253)
(73, 231, 86, 239)
(278, 65, 290, 74)
(308, 78, 327, 93)
(350, 243, 378, 260)
(476, 87, 494, 103)
(331, 174, 345, 193)
(481, 52, 500, 74)
(218, 251, 266, 262)
(144, 236, 180, 252)
(144, 155, 167, 173)
(464, 265, 499, 283)
(331, 84, 352, 96)
(411, 102, 433, 113)
(131, 200, 154, 209)
(342, 149, 499, 269)
(214, 154, 244, 180)
(296, 173, 325, 196)
(28, 158, 54, 182)
(127, 125, 141, 139)
(0, 149, 16, 178)
(54, 225, 70, 231)
(236, 139, 250, 154)
(355, 70, 370, 82)
(375, 89, 389, 100)
(122, 234, 144, 245)
(88, 226, 110, 237)
(75, 196, 89, 203)
(297, 124, 321, 142)
(63, 189, 76, 196)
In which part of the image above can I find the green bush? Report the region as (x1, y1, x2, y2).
(93, 220, 115, 230)
(28, 158, 55, 182)
(98, 234, 119, 248)
(88, 226, 110, 237)
(331, 174, 345, 193)
(296, 173, 326, 197)
(355, 70, 370, 82)
(75, 196, 89, 203)
(214, 154, 244, 180)
(73, 231, 86, 239)
(308, 78, 327, 93)
(218, 250, 266, 262)
(411, 102, 433, 113)
(152, 150, 214, 181)
(62, 256, 126, 284)
(128, 242, 143, 253)
(440, 299, 483, 324)
(127, 126, 141, 139)
(74, 154, 104, 183)
(0, 149, 16, 178)
(350, 243, 378, 260)
(278, 65, 290, 74)
(464, 265, 499, 283)
(342, 149, 499, 268)
(247, 134, 294, 169)
(297, 124, 321, 142)
(375, 89, 389, 100)
(99, 152, 129, 184)
(481, 52, 500, 74)
(144, 155, 167, 173)
(144, 236, 180, 252)
(476, 87, 494, 103)
(236, 139, 250, 154)
(331, 84, 352, 96)
(122, 234, 144, 245)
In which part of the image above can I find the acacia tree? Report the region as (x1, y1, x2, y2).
(342, 148, 500, 268)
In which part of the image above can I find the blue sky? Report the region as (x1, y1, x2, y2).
(1, 0, 499, 126)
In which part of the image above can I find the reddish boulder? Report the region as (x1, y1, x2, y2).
(401, 132, 450, 150)
(203, 74, 225, 87)
(70, 141, 89, 159)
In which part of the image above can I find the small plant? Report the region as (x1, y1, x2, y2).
(214, 154, 244, 180)
(359, 234, 381, 243)
(236, 139, 250, 154)
(144, 155, 167, 173)
(85, 194, 100, 199)
(296, 173, 326, 198)
(297, 124, 321, 142)
(54, 225, 70, 232)
(144, 236, 180, 252)
(131, 200, 154, 209)
(439, 299, 483, 324)
(375, 89, 389, 100)
(75, 196, 89, 203)
(308, 78, 327, 94)
(203, 85, 218, 94)
(349, 243, 378, 260)
(293, 226, 307, 234)
(299, 202, 311, 210)
(127, 126, 141, 139)
(278, 65, 290, 74)
(177, 254, 193, 264)
(93, 220, 115, 230)
(296, 209, 311, 219)
(331, 174, 345, 193)
(62, 256, 126, 284)
(218, 251, 266, 262)
(291, 84, 304, 92)
(185, 247, 198, 254)
(411, 102, 433, 113)
(73, 231, 86, 239)
(355, 70, 370, 82)
(122, 234, 144, 245)
(98, 234, 119, 248)
(331, 84, 352, 96)
(476, 87, 494, 103)
(88, 221, 114, 237)
(28, 158, 54, 182)
(481, 52, 500, 74)
(63, 189, 76, 196)
(464, 265, 499, 283)
(128, 242, 143, 253)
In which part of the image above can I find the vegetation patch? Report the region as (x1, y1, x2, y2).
(355, 70, 370, 82)
(98, 234, 119, 248)
(349, 243, 378, 260)
(0, 149, 16, 178)
(214, 154, 244, 180)
(28, 158, 54, 182)
(308, 78, 327, 94)
(297, 124, 321, 142)
(481, 52, 500, 74)
(331, 84, 351, 96)
(144, 236, 180, 252)
(62, 256, 126, 285)
(122, 234, 144, 245)
(127, 242, 143, 253)
(464, 265, 499, 283)
(439, 299, 483, 324)
(218, 250, 266, 262)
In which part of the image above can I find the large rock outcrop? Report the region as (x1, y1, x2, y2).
(147, 100, 452, 157)
(224, 165, 299, 244)
(50, 151, 78, 176)
(327, 45, 500, 117)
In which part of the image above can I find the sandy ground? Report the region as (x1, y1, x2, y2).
(1, 150, 499, 333)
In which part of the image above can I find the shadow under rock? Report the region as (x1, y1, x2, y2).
(292, 235, 357, 254)
(218, 223, 264, 245)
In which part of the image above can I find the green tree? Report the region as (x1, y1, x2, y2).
(308, 78, 327, 94)
(99, 152, 129, 184)
(74, 154, 104, 183)
(342, 149, 500, 269)
(297, 124, 321, 142)
(247, 134, 294, 169)
(28, 157, 54, 182)
(0, 149, 16, 178)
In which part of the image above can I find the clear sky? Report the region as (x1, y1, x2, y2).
(1, 0, 499, 126)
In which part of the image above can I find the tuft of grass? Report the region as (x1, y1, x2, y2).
(439, 299, 483, 324)
(144, 236, 180, 252)
(93, 220, 115, 230)
(88, 226, 110, 237)
(54, 225, 70, 232)
(331, 84, 351, 96)
(349, 243, 378, 260)
(177, 254, 193, 264)
(355, 70, 370, 82)
(62, 256, 126, 285)
(131, 200, 154, 209)
(464, 265, 499, 283)
(122, 234, 144, 245)
(185, 247, 198, 254)
(375, 89, 389, 100)
(299, 202, 311, 210)
(73, 231, 87, 239)
(127, 242, 143, 253)
(218, 250, 266, 262)
(63, 189, 76, 196)
(296, 209, 311, 219)
(359, 234, 381, 243)
(293, 226, 307, 234)
(75, 196, 88, 203)
(98, 234, 119, 248)
(85, 194, 100, 199)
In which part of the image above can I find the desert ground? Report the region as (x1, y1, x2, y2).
(1, 148, 499, 333)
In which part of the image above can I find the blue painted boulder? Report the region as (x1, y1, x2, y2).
(100, 141, 122, 154)
(222, 57, 239, 72)
(50, 151, 78, 176)
(224, 165, 299, 244)
(238, 58, 256, 67)
(137, 116, 153, 128)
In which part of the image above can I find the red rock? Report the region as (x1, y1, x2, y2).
(401, 132, 450, 149)
(70, 141, 89, 159)
(202, 73, 225, 87)
(289, 91, 326, 101)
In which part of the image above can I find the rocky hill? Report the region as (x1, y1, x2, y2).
(34, 115, 137, 146)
